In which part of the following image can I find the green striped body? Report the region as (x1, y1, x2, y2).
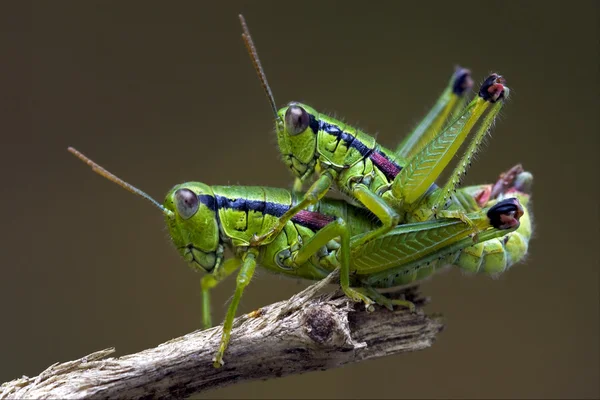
(164, 182, 531, 286)
(279, 104, 410, 210)
(316, 115, 402, 197)
(276, 103, 471, 223)
(164, 183, 378, 281)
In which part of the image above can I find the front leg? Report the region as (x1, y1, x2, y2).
(213, 249, 259, 368)
(250, 172, 334, 246)
(200, 258, 242, 329)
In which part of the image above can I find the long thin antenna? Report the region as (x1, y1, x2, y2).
(68, 147, 174, 218)
(239, 14, 279, 121)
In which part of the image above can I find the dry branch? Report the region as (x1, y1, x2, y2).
(1, 275, 444, 399)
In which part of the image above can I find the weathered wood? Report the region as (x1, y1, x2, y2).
(0, 276, 443, 399)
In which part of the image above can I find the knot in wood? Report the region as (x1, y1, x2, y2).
(303, 304, 336, 345)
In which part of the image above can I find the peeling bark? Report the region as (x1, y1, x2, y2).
(1, 276, 443, 399)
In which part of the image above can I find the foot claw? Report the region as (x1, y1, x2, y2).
(345, 288, 375, 310)
(212, 355, 224, 369)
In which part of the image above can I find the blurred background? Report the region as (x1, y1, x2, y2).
(3, 1, 598, 398)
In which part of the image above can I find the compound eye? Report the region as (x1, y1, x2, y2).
(285, 105, 310, 135)
(174, 188, 199, 220)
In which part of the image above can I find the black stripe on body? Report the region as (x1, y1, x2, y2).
(319, 119, 372, 158)
(199, 194, 333, 231)
(264, 201, 287, 218)
(214, 196, 286, 217)
(309, 114, 320, 134)
(313, 117, 404, 180)
(198, 194, 216, 211)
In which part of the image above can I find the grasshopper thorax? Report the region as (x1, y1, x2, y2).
(276, 102, 320, 181)
(164, 182, 222, 273)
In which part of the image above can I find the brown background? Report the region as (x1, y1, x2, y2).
(2, 1, 598, 398)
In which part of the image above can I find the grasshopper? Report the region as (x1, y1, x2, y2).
(239, 16, 511, 258)
(68, 147, 529, 367)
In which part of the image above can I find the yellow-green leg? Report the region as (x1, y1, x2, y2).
(392, 98, 490, 206)
(250, 173, 333, 246)
(430, 98, 506, 216)
(393, 75, 508, 214)
(396, 67, 472, 160)
(201, 258, 242, 329)
(213, 249, 259, 368)
(294, 217, 374, 309)
(348, 184, 400, 250)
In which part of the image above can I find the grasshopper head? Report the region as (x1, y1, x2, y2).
(164, 182, 223, 273)
(67, 147, 224, 274)
(276, 102, 319, 181)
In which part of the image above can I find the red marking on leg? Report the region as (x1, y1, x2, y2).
(369, 151, 401, 181)
(292, 210, 335, 231)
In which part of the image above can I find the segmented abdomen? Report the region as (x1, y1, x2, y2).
(365, 206, 532, 288)
(454, 226, 530, 276)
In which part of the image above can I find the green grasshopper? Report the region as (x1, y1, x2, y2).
(68, 147, 529, 367)
(239, 16, 511, 255)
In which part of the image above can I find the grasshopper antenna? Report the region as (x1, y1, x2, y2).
(239, 14, 280, 122)
(67, 147, 175, 218)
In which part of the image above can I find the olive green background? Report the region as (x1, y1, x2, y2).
(2, 1, 598, 398)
